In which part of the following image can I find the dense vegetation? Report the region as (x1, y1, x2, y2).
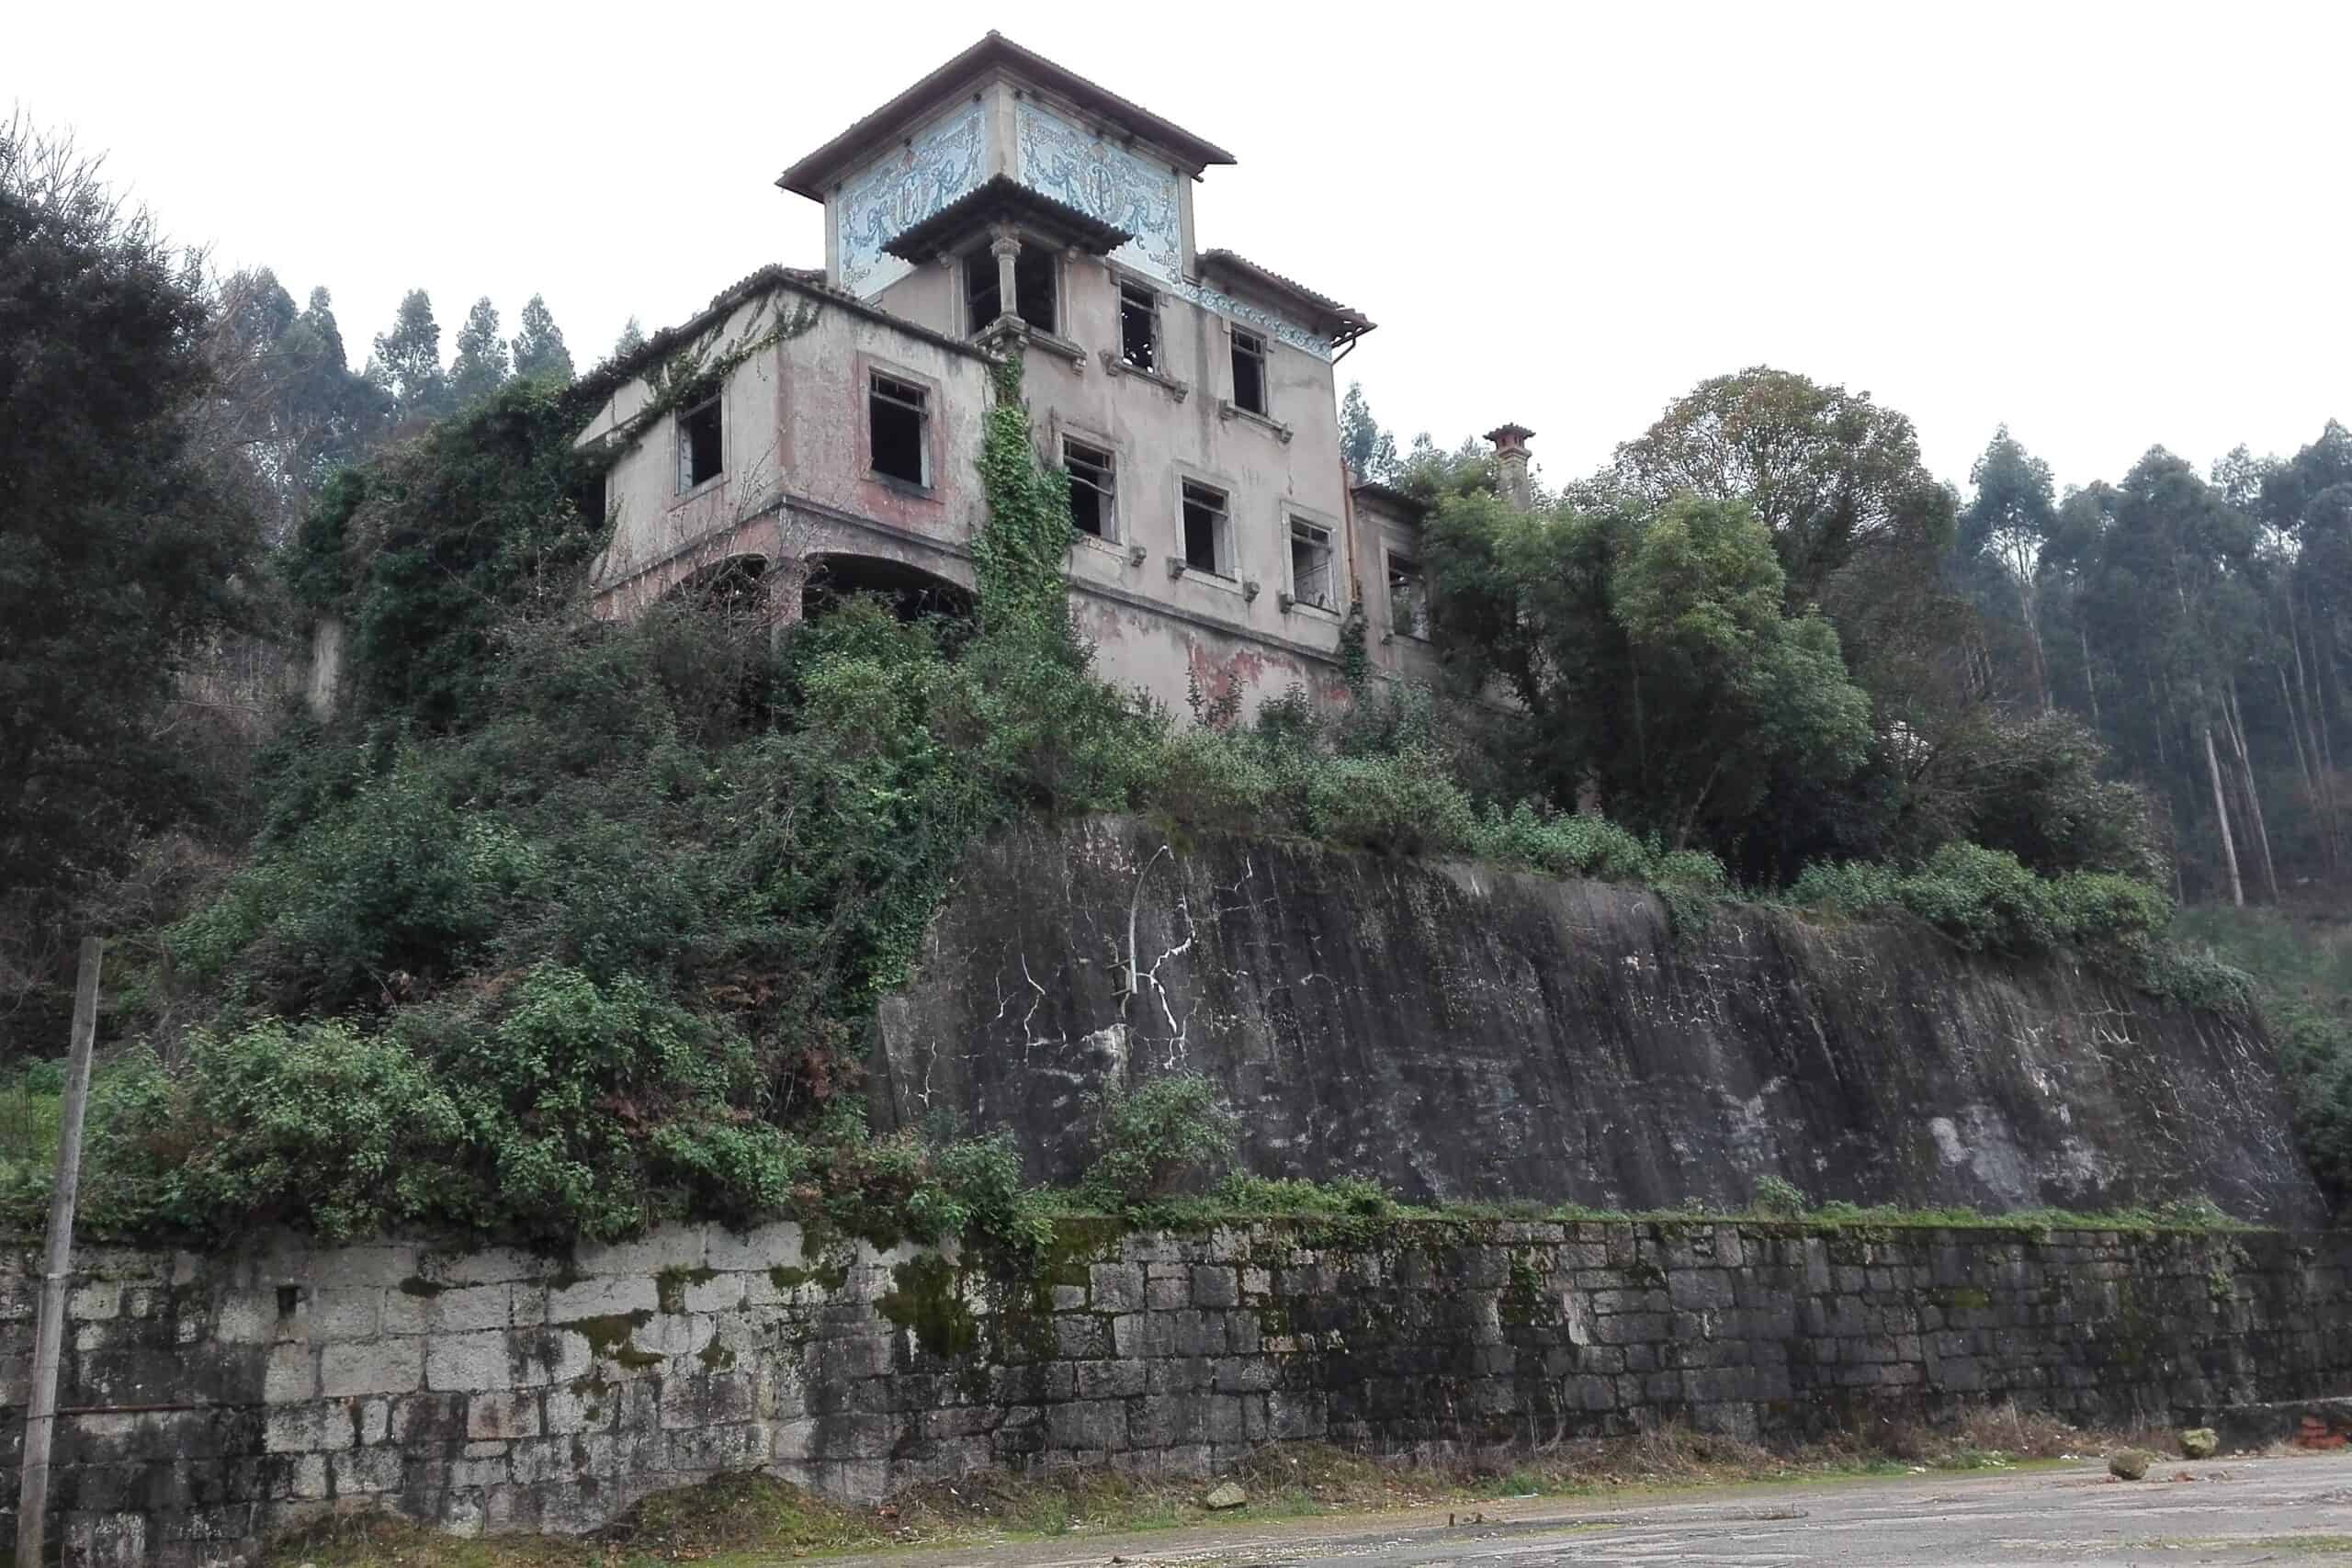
(6, 115, 2349, 1247)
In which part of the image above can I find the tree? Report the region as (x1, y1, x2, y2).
(0, 117, 263, 964)
(448, 296, 508, 407)
(1422, 485, 1872, 865)
(1340, 380, 1396, 481)
(509, 293, 574, 385)
(207, 273, 387, 532)
(1610, 367, 1955, 611)
(368, 288, 450, 424)
(1608, 497, 1874, 848)
(612, 316, 646, 359)
(1959, 427, 2060, 709)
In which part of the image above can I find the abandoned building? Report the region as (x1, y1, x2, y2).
(577, 32, 1532, 715)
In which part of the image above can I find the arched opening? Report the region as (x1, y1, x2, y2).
(670, 553, 772, 620)
(801, 554, 975, 626)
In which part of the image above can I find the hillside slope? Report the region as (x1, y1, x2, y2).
(876, 817, 2327, 1225)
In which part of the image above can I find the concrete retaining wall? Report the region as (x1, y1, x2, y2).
(6, 1219, 2348, 1566)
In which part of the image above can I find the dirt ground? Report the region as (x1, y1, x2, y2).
(814, 1453, 2352, 1567)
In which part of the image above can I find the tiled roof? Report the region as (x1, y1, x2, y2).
(884, 175, 1133, 262)
(1196, 249, 1374, 344)
(569, 265, 993, 417)
(777, 32, 1236, 199)
(1351, 480, 1429, 517)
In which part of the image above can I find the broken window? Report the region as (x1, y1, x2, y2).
(677, 396, 721, 492)
(1387, 553, 1426, 637)
(1013, 247, 1057, 333)
(1230, 327, 1268, 416)
(1065, 438, 1115, 540)
(1119, 282, 1158, 372)
(963, 249, 1001, 333)
(1289, 517, 1335, 610)
(1182, 480, 1231, 577)
(869, 373, 928, 487)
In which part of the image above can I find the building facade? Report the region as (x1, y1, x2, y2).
(579, 34, 1497, 715)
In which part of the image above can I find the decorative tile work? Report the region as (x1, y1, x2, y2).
(837, 105, 988, 298)
(1164, 274, 1335, 363)
(1014, 102, 1182, 284)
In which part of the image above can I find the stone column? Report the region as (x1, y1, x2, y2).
(1485, 423, 1537, 513)
(990, 225, 1021, 327)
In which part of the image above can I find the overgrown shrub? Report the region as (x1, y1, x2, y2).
(1749, 1175, 1812, 1217)
(1791, 840, 2170, 958)
(1078, 1073, 1238, 1209)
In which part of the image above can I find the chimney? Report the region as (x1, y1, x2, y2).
(1485, 423, 1536, 512)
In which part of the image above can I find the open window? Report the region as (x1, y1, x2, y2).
(963, 249, 1001, 333)
(1119, 282, 1158, 372)
(1386, 553, 1426, 637)
(677, 395, 721, 492)
(1182, 480, 1231, 578)
(1229, 328, 1268, 416)
(1289, 517, 1335, 610)
(869, 373, 928, 487)
(1065, 438, 1115, 540)
(1013, 247, 1057, 333)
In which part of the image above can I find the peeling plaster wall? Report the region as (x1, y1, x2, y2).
(876, 818, 2329, 1228)
(7, 1220, 2347, 1566)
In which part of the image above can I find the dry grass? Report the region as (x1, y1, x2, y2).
(264, 1410, 2160, 1567)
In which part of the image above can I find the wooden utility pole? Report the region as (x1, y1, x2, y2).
(16, 937, 101, 1568)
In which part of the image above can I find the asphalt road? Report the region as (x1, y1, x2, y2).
(858, 1455, 2352, 1568)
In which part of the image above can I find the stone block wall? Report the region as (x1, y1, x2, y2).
(3, 1218, 2347, 1566)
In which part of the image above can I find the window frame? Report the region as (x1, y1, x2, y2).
(1117, 280, 1159, 373)
(1228, 325, 1270, 417)
(1286, 514, 1338, 613)
(962, 247, 1002, 336)
(1385, 547, 1429, 639)
(1180, 479, 1235, 580)
(1012, 244, 1059, 335)
(1063, 435, 1118, 543)
(866, 369, 933, 491)
(675, 393, 723, 495)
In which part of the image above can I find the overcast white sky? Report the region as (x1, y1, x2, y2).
(12, 1, 2346, 495)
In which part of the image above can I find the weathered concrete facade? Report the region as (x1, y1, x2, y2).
(578, 35, 1448, 718)
(876, 818, 2331, 1227)
(9, 1220, 2347, 1565)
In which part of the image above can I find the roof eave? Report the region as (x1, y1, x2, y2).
(1197, 249, 1374, 344)
(776, 32, 1235, 201)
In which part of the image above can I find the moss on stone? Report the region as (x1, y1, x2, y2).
(769, 1258, 850, 1294)
(877, 1254, 977, 1359)
(561, 1309, 663, 1370)
(657, 1265, 718, 1314)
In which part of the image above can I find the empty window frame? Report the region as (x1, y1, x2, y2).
(1182, 480, 1231, 577)
(1229, 327, 1268, 415)
(868, 373, 928, 487)
(1065, 438, 1116, 540)
(677, 396, 721, 491)
(1118, 282, 1159, 372)
(963, 249, 1001, 333)
(1387, 553, 1427, 637)
(1013, 247, 1057, 333)
(1288, 517, 1335, 610)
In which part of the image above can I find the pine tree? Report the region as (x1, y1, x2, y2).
(508, 293, 575, 385)
(448, 296, 508, 407)
(368, 288, 449, 423)
(612, 315, 646, 358)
